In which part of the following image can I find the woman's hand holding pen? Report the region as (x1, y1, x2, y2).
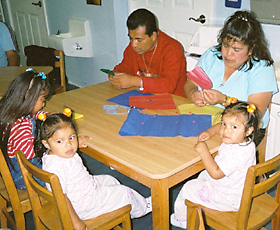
(191, 90, 206, 107)
(201, 89, 225, 105)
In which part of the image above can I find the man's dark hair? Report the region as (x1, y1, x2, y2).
(127, 8, 158, 37)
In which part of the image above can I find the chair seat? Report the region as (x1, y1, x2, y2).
(203, 194, 278, 230)
(38, 202, 62, 229)
(0, 185, 30, 212)
(85, 204, 131, 229)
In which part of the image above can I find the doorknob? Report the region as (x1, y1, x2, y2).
(32, 1, 42, 7)
(189, 15, 206, 24)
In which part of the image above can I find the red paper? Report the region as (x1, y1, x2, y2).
(129, 94, 176, 110)
(187, 66, 213, 90)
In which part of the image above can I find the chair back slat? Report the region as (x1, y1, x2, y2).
(53, 50, 66, 92)
(16, 150, 74, 229)
(253, 170, 280, 197)
(0, 149, 31, 229)
(16, 150, 132, 230)
(237, 154, 280, 229)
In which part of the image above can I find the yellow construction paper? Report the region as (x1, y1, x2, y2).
(73, 112, 83, 119)
(178, 104, 223, 125)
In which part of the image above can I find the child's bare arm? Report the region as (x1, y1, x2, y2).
(64, 195, 88, 230)
(198, 123, 221, 141)
(194, 141, 225, 179)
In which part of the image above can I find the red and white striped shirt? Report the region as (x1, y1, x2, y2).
(7, 111, 47, 159)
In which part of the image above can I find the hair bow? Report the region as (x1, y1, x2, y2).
(26, 67, 35, 73)
(63, 108, 72, 117)
(227, 97, 237, 104)
(237, 15, 248, 22)
(26, 68, 46, 80)
(38, 113, 46, 121)
(247, 104, 256, 113)
(38, 72, 46, 80)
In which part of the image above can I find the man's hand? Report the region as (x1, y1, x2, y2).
(109, 73, 140, 89)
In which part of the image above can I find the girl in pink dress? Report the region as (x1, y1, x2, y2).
(35, 111, 151, 230)
(171, 99, 261, 229)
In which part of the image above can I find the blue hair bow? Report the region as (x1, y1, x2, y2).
(38, 72, 46, 79)
(26, 68, 46, 80)
(26, 67, 35, 73)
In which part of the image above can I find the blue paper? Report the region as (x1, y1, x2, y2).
(119, 108, 212, 137)
(107, 90, 153, 107)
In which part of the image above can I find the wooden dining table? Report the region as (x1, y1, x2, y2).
(44, 81, 222, 230)
(0, 66, 53, 98)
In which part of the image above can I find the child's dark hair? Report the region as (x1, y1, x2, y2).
(222, 101, 260, 142)
(34, 113, 78, 160)
(0, 70, 51, 168)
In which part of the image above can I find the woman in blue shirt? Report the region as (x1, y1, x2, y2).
(0, 22, 19, 66)
(184, 11, 278, 143)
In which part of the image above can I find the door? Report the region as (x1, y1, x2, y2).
(0, 1, 4, 21)
(6, 0, 49, 65)
(128, 0, 214, 51)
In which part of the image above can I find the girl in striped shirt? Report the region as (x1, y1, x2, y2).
(0, 69, 50, 189)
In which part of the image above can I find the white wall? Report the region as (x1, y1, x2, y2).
(45, 0, 129, 87)
(213, 0, 280, 62)
(4, 0, 278, 86)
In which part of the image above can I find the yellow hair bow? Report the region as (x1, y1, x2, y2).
(38, 113, 46, 121)
(226, 97, 237, 104)
(63, 108, 72, 117)
(247, 104, 256, 114)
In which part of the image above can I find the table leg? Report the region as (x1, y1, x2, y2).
(151, 178, 170, 230)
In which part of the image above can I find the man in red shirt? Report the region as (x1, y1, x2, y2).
(109, 8, 187, 97)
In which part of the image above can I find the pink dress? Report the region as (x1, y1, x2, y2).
(173, 141, 256, 223)
(42, 152, 148, 220)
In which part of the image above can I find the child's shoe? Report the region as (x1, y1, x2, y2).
(143, 196, 152, 215)
(170, 213, 187, 229)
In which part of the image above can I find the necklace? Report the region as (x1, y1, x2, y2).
(142, 43, 157, 77)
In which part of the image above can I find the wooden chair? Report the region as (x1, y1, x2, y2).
(185, 153, 280, 230)
(16, 150, 132, 230)
(0, 149, 31, 229)
(257, 103, 271, 164)
(24, 45, 66, 94)
(53, 50, 66, 94)
(185, 200, 205, 230)
(256, 127, 268, 164)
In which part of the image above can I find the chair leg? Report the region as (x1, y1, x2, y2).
(121, 215, 132, 230)
(272, 209, 280, 230)
(112, 216, 131, 230)
(2, 208, 16, 230)
(0, 196, 7, 228)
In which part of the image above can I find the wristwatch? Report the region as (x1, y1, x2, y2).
(139, 78, 144, 91)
